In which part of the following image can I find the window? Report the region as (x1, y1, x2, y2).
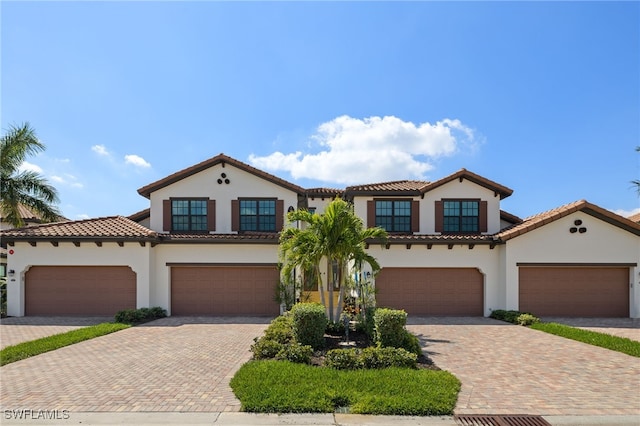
(443, 200, 479, 233)
(240, 199, 276, 232)
(171, 199, 208, 232)
(375, 200, 411, 232)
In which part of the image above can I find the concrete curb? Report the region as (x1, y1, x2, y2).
(2, 412, 639, 426)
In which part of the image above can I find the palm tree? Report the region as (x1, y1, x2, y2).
(1, 123, 61, 228)
(280, 198, 387, 321)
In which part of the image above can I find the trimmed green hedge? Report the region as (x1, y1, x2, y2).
(291, 303, 328, 350)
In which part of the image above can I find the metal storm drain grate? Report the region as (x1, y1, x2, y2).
(455, 415, 552, 426)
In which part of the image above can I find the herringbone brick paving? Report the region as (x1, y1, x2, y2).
(0, 317, 270, 412)
(407, 317, 640, 416)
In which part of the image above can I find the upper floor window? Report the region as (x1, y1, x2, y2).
(171, 199, 208, 232)
(375, 200, 411, 232)
(240, 199, 276, 232)
(443, 200, 479, 233)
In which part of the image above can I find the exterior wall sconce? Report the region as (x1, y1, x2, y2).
(8, 269, 15, 277)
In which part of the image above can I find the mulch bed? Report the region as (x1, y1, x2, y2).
(311, 330, 440, 370)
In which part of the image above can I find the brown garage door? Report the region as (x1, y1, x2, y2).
(375, 268, 483, 316)
(171, 266, 280, 316)
(25, 266, 136, 316)
(519, 266, 629, 317)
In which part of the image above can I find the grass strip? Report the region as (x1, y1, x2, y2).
(230, 360, 460, 415)
(1, 322, 130, 366)
(530, 322, 640, 358)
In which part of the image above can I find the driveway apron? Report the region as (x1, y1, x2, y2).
(407, 317, 640, 416)
(0, 317, 270, 412)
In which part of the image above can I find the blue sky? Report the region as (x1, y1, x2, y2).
(2, 1, 639, 221)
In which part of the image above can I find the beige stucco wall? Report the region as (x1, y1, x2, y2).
(148, 163, 299, 234)
(150, 243, 280, 314)
(503, 212, 640, 318)
(366, 243, 501, 316)
(6, 241, 151, 317)
(352, 179, 503, 235)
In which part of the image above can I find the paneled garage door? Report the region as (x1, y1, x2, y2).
(25, 266, 136, 316)
(171, 266, 280, 316)
(375, 268, 483, 316)
(519, 266, 629, 317)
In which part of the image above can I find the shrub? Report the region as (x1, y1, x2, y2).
(517, 313, 540, 326)
(401, 330, 423, 357)
(114, 307, 166, 325)
(361, 346, 417, 369)
(264, 314, 294, 344)
(325, 348, 363, 370)
(251, 338, 284, 360)
(374, 308, 407, 348)
(291, 303, 328, 350)
(356, 307, 376, 340)
(326, 320, 346, 335)
(276, 343, 313, 364)
(490, 309, 539, 325)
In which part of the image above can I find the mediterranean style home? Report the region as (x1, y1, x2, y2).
(1, 153, 639, 318)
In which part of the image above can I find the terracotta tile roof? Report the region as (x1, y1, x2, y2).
(497, 200, 640, 241)
(137, 153, 306, 198)
(500, 210, 523, 225)
(0, 216, 158, 242)
(420, 168, 513, 199)
(306, 187, 344, 198)
(345, 180, 430, 196)
(162, 232, 279, 244)
(628, 212, 640, 223)
(128, 208, 150, 223)
(382, 234, 497, 243)
(0, 204, 67, 223)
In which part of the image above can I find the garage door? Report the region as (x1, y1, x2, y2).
(519, 266, 629, 317)
(171, 266, 280, 316)
(25, 266, 136, 316)
(375, 268, 483, 316)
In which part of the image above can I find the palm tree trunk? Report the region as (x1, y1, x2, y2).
(327, 258, 334, 322)
(315, 264, 326, 309)
(335, 261, 345, 321)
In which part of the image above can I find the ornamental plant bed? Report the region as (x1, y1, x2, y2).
(313, 329, 440, 370)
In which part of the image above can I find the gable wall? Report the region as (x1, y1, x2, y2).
(352, 179, 501, 234)
(148, 163, 300, 233)
(503, 212, 640, 317)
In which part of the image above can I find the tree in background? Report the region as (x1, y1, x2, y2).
(1, 123, 61, 228)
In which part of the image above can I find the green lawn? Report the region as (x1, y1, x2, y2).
(530, 322, 640, 358)
(230, 360, 460, 415)
(1, 322, 130, 366)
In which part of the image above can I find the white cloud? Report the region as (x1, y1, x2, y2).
(249, 115, 478, 185)
(91, 144, 110, 156)
(75, 213, 91, 220)
(51, 174, 84, 189)
(124, 154, 151, 168)
(18, 161, 44, 174)
(613, 207, 640, 218)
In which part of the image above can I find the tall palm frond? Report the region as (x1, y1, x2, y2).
(0, 123, 61, 228)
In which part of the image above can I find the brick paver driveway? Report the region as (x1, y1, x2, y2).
(0, 317, 270, 412)
(407, 317, 640, 416)
(0, 317, 111, 349)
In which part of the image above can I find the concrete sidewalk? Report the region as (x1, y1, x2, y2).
(1, 412, 640, 425)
